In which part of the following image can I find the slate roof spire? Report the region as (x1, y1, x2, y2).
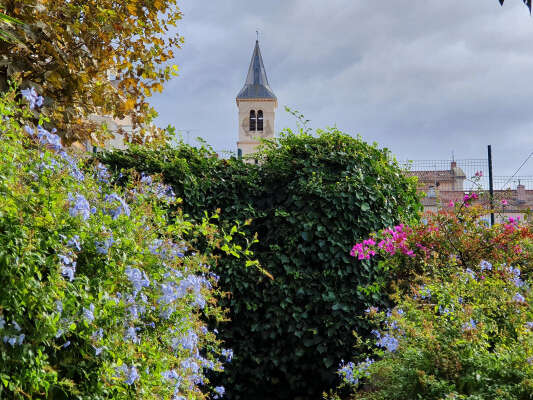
(236, 40, 276, 100)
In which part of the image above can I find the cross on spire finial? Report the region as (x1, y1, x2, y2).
(256, 30, 259, 41)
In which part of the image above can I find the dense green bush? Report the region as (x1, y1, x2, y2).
(336, 203, 533, 399)
(100, 127, 421, 399)
(0, 90, 233, 399)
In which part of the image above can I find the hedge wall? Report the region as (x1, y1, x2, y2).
(100, 127, 421, 399)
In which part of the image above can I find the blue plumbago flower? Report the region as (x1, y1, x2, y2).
(105, 193, 130, 219)
(17, 334, 24, 345)
(127, 304, 140, 320)
(160, 306, 175, 320)
(140, 174, 153, 185)
(159, 274, 210, 309)
(338, 357, 374, 386)
(4, 333, 25, 346)
(96, 235, 115, 255)
(150, 182, 176, 203)
(67, 235, 81, 251)
(59, 253, 77, 281)
(513, 293, 526, 303)
(0, 317, 5, 329)
(171, 329, 198, 352)
(125, 267, 150, 297)
(63, 341, 71, 348)
(24, 125, 34, 136)
(58, 254, 74, 265)
(480, 260, 492, 271)
(419, 285, 431, 300)
(337, 361, 358, 385)
(140, 174, 176, 202)
(149, 239, 186, 260)
(55, 300, 63, 314)
(94, 346, 104, 356)
(124, 326, 140, 344)
(458, 297, 464, 304)
(161, 369, 180, 381)
(95, 163, 110, 184)
(462, 319, 477, 331)
(513, 277, 525, 288)
(92, 328, 104, 341)
(83, 304, 95, 322)
(125, 294, 146, 320)
(149, 239, 163, 255)
(221, 348, 234, 362)
(507, 267, 524, 288)
(525, 322, 533, 330)
(180, 358, 200, 375)
(387, 320, 399, 330)
(125, 366, 139, 385)
(439, 305, 452, 316)
(55, 328, 64, 338)
(61, 265, 76, 281)
(465, 268, 476, 280)
(371, 329, 381, 339)
(208, 271, 220, 282)
(116, 365, 140, 385)
(68, 193, 91, 221)
(200, 326, 208, 335)
(32, 125, 62, 151)
(376, 333, 399, 352)
(396, 308, 404, 315)
(21, 87, 44, 109)
(37, 153, 60, 172)
(58, 151, 85, 181)
(213, 386, 225, 399)
(12, 321, 21, 332)
(201, 356, 216, 370)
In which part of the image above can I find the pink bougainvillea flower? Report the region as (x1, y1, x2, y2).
(501, 199, 509, 206)
(448, 200, 454, 207)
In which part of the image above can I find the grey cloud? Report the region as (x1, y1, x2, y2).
(151, 0, 533, 175)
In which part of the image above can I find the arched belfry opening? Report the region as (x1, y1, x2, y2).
(257, 110, 263, 131)
(249, 110, 256, 132)
(236, 39, 277, 156)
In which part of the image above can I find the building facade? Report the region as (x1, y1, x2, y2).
(409, 161, 533, 222)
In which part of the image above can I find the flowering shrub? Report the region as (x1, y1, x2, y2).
(0, 90, 234, 399)
(336, 198, 533, 399)
(351, 200, 533, 291)
(336, 262, 533, 399)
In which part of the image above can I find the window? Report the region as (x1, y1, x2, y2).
(257, 110, 263, 131)
(249, 110, 256, 131)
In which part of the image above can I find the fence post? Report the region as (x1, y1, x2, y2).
(488, 145, 494, 226)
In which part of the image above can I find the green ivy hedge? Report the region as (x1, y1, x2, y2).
(100, 127, 421, 399)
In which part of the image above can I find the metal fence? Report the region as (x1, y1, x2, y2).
(215, 149, 238, 159)
(401, 159, 533, 191)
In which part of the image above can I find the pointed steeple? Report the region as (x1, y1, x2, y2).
(236, 40, 276, 100)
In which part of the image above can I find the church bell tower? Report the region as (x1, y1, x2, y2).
(236, 40, 277, 156)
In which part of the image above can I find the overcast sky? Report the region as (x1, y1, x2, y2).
(150, 0, 533, 178)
